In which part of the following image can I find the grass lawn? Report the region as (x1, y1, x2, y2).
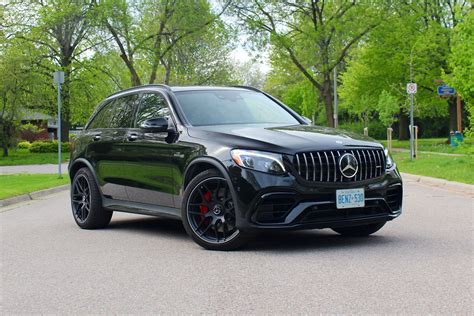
(380, 137, 474, 155)
(0, 149, 69, 166)
(0, 174, 70, 200)
(392, 151, 474, 185)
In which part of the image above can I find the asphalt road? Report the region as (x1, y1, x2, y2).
(1, 179, 472, 314)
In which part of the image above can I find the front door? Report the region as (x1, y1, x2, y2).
(121, 92, 177, 207)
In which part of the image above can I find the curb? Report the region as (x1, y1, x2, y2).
(401, 172, 473, 196)
(0, 184, 69, 207)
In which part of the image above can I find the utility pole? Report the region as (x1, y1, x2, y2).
(408, 50, 415, 161)
(54, 71, 64, 178)
(333, 66, 338, 128)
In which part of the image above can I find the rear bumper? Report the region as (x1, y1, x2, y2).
(225, 161, 403, 232)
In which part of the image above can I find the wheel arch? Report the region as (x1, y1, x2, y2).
(183, 157, 240, 218)
(69, 158, 101, 194)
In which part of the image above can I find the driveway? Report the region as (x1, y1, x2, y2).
(1, 179, 472, 314)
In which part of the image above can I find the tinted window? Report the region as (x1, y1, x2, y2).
(88, 94, 139, 129)
(135, 93, 171, 127)
(109, 94, 139, 128)
(88, 100, 114, 129)
(175, 90, 299, 126)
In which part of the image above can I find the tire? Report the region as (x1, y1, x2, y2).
(181, 169, 249, 250)
(70, 167, 112, 229)
(332, 222, 386, 237)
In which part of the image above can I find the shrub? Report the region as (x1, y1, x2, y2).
(29, 140, 70, 153)
(17, 141, 31, 150)
(20, 123, 46, 142)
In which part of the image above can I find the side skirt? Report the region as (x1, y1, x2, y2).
(102, 197, 182, 220)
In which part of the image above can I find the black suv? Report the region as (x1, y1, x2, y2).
(69, 85, 403, 250)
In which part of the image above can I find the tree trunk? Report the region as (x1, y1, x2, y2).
(448, 97, 457, 132)
(320, 73, 334, 128)
(398, 109, 409, 140)
(2, 146, 8, 157)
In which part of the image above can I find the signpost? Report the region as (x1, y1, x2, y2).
(406, 82, 416, 161)
(54, 71, 64, 178)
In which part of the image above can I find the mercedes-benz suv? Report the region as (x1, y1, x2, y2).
(69, 85, 403, 250)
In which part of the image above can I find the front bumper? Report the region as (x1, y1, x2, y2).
(224, 161, 403, 232)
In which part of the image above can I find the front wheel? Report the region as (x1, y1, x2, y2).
(181, 169, 249, 250)
(332, 222, 386, 237)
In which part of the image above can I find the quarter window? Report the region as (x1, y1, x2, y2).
(135, 93, 171, 127)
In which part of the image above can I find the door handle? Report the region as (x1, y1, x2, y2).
(92, 134, 101, 141)
(127, 133, 139, 141)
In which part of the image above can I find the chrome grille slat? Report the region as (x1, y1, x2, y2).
(293, 148, 385, 183)
(302, 153, 309, 180)
(317, 152, 323, 182)
(310, 153, 316, 181)
(323, 152, 330, 182)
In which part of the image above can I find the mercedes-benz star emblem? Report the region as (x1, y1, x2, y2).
(339, 153, 358, 178)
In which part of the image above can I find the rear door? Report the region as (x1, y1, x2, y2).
(120, 92, 176, 207)
(84, 94, 139, 200)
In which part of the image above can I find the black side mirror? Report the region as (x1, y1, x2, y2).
(140, 117, 170, 133)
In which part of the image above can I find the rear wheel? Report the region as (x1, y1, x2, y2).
(182, 169, 249, 250)
(332, 222, 386, 237)
(71, 167, 112, 229)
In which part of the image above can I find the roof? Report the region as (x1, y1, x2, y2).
(106, 85, 260, 99)
(22, 112, 53, 121)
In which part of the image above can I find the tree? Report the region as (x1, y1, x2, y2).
(445, 9, 474, 133)
(4, 0, 99, 141)
(96, 0, 231, 86)
(232, 0, 388, 127)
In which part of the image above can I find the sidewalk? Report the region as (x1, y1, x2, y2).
(0, 163, 69, 175)
(391, 148, 467, 157)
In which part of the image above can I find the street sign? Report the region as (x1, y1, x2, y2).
(406, 83, 417, 94)
(437, 85, 455, 96)
(54, 71, 64, 84)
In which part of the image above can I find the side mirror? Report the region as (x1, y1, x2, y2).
(140, 117, 170, 133)
(302, 116, 312, 125)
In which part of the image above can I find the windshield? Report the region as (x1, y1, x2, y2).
(174, 90, 300, 126)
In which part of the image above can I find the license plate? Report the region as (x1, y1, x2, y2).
(336, 188, 365, 209)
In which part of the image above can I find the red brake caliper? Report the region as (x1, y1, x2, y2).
(200, 191, 212, 218)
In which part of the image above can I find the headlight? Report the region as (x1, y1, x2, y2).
(384, 148, 394, 169)
(231, 149, 286, 174)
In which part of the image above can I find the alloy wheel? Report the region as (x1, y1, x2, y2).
(186, 177, 239, 244)
(71, 174, 91, 223)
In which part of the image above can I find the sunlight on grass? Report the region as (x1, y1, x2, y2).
(0, 174, 70, 199)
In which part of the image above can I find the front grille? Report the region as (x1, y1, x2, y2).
(254, 196, 295, 224)
(293, 148, 386, 182)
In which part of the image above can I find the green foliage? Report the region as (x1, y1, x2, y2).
(445, 10, 474, 132)
(339, 120, 387, 140)
(29, 141, 70, 153)
(377, 91, 400, 127)
(17, 141, 32, 150)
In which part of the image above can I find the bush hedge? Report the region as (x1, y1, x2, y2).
(29, 140, 70, 153)
(17, 141, 32, 150)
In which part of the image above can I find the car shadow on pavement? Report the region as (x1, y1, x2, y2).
(107, 216, 188, 240)
(245, 230, 399, 252)
(106, 216, 399, 252)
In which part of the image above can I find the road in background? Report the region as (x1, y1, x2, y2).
(1, 180, 472, 314)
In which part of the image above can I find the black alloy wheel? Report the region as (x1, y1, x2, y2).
(71, 167, 113, 229)
(182, 169, 248, 250)
(72, 173, 91, 223)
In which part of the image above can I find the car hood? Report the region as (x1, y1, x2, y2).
(187, 124, 383, 154)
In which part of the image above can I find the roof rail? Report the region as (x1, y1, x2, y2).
(106, 84, 172, 99)
(231, 85, 264, 93)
